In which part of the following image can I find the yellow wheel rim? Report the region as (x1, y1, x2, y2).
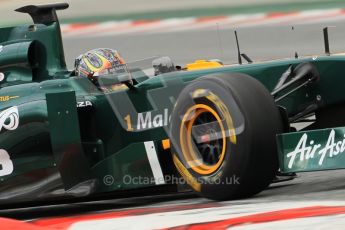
(180, 104, 227, 175)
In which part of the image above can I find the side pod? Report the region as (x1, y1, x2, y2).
(46, 91, 92, 190)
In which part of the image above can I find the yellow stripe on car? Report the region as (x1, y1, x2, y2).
(186, 60, 223, 71)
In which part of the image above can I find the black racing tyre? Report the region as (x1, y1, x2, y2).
(169, 73, 283, 200)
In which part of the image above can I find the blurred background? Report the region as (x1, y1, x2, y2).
(0, 0, 343, 24)
(1, 0, 345, 68)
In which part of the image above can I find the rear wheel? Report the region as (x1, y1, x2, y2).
(170, 73, 283, 200)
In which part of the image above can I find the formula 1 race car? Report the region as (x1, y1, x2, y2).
(0, 3, 344, 206)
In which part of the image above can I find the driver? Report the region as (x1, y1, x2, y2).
(74, 48, 127, 88)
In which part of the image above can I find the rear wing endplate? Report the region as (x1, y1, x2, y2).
(277, 127, 345, 173)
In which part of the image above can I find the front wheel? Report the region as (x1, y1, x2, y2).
(169, 73, 283, 200)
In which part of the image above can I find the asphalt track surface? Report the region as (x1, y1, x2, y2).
(3, 16, 345, 229)
(62, 17, 345, 68)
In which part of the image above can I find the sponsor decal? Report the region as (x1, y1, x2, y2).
(287, 129, 345, 169)
(0, 149, 13, 177)
(0, 96, 19, 102)
(77, 100, 92, 108)
(0, 106, 19, 132)
(124, 108, 170, 131)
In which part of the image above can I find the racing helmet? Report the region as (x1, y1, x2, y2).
(74, 48, 126, 79)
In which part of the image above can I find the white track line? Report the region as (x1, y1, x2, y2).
(61, 8, 345, 37)
(68, 201, 345, 230)
(233, 214, 345, 230)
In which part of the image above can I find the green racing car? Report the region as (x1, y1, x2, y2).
(0, 3, 344, 206)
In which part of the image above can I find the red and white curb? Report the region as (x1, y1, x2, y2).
(61, 8, 345, 37)
(3, 200, 345, 229)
